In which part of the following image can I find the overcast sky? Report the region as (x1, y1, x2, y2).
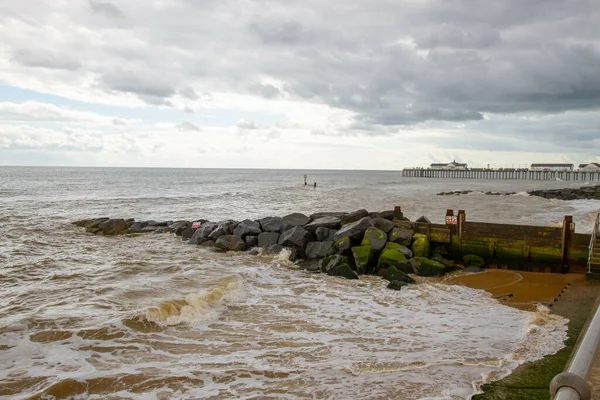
(0, 0, 599, 169)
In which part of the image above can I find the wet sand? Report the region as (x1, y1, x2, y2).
(449, 270, 600, 399)
(446, 269, 585, 311)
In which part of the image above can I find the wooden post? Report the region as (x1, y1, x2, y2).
(561, 216, 573, 273)
(457, 210, 466, 255)
(445, 209, 454, 226)
(393, 206, 403, 221)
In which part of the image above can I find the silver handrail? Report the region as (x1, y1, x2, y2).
(550, 299, 600, 400)
(588, 213, 599, 273)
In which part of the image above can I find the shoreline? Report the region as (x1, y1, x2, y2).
(446, 270, 599, 399)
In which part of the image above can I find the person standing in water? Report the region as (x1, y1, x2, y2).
(313, 182, 317, 189)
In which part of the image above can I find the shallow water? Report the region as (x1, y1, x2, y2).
(1, 167, 598, 399)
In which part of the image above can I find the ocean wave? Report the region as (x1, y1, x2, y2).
(145, 275, 244, 326)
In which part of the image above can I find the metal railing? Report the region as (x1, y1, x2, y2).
(550, 300, 600, 400)
(588, 213, 600, 273)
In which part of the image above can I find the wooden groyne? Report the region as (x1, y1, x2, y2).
(408, 209, 592, 273)
(402, 168, 600, 181)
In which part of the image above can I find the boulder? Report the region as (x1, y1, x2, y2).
(319, 255, 349, 273)
(258, 216, 282, 233)
(340, 209, 369, 226)
(351, 245, 374, 274)
(315, 227, 336, 242)
(209, 221, 233, 241)
(463, 254, 486, 268)
(73, 217, 109, 229)
(331, 237, 352, 254)
(388, 227, 413, 246)
(215, 235, 246, 252)
(278, 226, 311, 252)
(384, 242, 413, 258)
(233, 219, 262, 238)
(264, 244, 285, 255)
(370, 210, 395, 221)
(328, 263, 359, 280)
(387, 280, 408, 290)
(200, 240, 215, 247)
(377, 249, 412, 274)
(411, 233, 430, 258)
(195, 222, 218, 239)
(245, 235, 258, 249)
(383, 265, 416, 284)
(181, 228, 195, 240)
(305, 241, 334, 260)
(432, 254, 462, 272)
(373, 217, 395, 233)
(333, 217, 374, 243)
(281, 213, 310, 232)
(432, 244, 450, 256)
(415, 216, 431, 223)
(310, 212, 348, 220)
(410, 257, 445, 277)
(258, 232, 280, 248)
(304, 216, 341, 232)
(128, 221, 148, 233)
(361, 227, 387, 252)
(98, 219, 129, 235)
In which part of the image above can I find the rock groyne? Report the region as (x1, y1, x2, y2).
(73, 209, 476, 291)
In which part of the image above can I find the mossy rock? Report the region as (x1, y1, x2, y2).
(328, 263, 359, 280)
(388, 227, 413, 246)
(463, 254, 486, 268)
(382, 265, 416, 284)
(376, 249, 412, 274)
(410, 257, 445, 277)
(319, 255, 349, 273)
(385, 242, 413, 258)
(331, 237, 352, 254)
(387, 280, 407, 291)
(351, 245, 374, 274)
(361, 227, 387, 252)
(411, 235, 430, 258)
(432, 254, 462, 272)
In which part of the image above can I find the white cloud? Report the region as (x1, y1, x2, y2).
(0, 101, 131, 125)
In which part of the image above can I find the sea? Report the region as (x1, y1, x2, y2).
(1, 166, 599, 400)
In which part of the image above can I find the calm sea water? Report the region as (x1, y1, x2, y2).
(1, 167, 598, 399)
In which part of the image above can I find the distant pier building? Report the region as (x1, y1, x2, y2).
(530, 163, 574, 171)
(579, 163, 600, 172)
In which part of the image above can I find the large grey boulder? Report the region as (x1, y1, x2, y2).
(263, 244, 284, 255)
(278, 226, 311, 251)
(340, 209, 370, 226)
(333, 217, 374, 243)
(373, 217, 395, 233)
(305, 241, 334, 260)
(370, 210, 395, 220)
(245, 235, 258, 249)
(258, 232, 280, 248)
(128, 221, 148, 233)
(215, 235, 246, 251)
(233, 219, 262, 238)
(416, 215, 431, 223)
(196, 222, 218, 239)
(209, 221, 233, 241)
(388, 227, 413, 246)
(98, 219, 129, 235)
(310, 212, 347, 220)
(181, 228, 195, 240)
(281, 213, 310, 232)
(315, 227, 336, 242)
(304, 216, 341, 232)
(258, 216, 282, 233)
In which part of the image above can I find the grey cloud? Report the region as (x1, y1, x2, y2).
(89, 0, 123, 18)
(247, 82, 281, 99)
(11, 48, 81, 70)
(236, 119, 259, 130)
(99, 69, 176, 102)
(177, 121, 201, 131)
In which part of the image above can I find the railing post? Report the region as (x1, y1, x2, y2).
(561, 216, 573, 273)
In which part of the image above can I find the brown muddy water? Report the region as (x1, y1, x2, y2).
(1, 167, 599, 399)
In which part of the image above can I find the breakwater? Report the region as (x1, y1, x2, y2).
(402, 168, 600, 181)
(437, 184, 600, 200)
(74, 206, 593, 277)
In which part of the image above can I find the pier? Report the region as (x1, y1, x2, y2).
(401, 168, 600, 181)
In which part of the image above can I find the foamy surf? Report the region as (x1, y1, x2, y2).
(145, 275, 244, 326)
